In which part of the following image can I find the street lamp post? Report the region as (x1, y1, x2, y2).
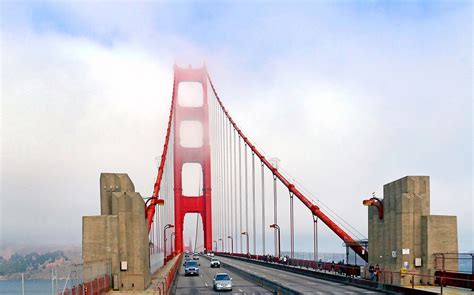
(227, 236, 234, 254)
(241, 232, 250, 255)
(163, 224, 174, 264)
(144, 197, 165, 218)
(269, 224, 281, 258)
(171, 232, 176, 255)
(218, 238, 224, 252)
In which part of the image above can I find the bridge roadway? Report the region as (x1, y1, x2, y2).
(218, 255, 384, 294)
(173, 256, 272, 294)
(174, 254, 385, 294)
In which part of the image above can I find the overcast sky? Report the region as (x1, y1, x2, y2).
(1, 1, 472, 253)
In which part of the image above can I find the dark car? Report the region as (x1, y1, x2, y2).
(184, 260, 200, 276)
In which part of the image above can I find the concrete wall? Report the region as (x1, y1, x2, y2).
(111, 191, 151, 290)
(82, 215, 118, 282)
(100, 173, 135, 215)
(421, 215, 458, 278)
(368, 176, 458, 286)
(83, 173, 150, 291)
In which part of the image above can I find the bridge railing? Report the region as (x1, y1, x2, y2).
(372, 269, 474, 291)
(151, 253, 183, 295)
(60, 274, 110, 295)
(58, 260, 111, 295)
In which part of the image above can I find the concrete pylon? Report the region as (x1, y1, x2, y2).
(83, 173, 150, 291)
(100, 173, 135, 215)
(367, 176, 458, 286)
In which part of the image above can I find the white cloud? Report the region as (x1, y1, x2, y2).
(1, 30, 174, 245)
(1, 2, 471, 255)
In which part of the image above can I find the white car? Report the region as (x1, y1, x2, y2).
(213, 273, 232, 291)
(210, 258, 221, 268)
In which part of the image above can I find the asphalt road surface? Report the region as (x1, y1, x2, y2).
(173, 256, 272, 294)
(217, 256, 386, 294)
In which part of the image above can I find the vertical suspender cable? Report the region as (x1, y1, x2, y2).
(252, 152, 256, 255)
(233, 129, 238, 253)
(313, 215, 318, 261)
(222, 113, 229, 252)
(218, 100, 222, 249)
(239, 136, 242, 253)
(213, 98, 217, 247)
(273, 174, 277, 257)
(217, 101, 220, 250)
(290, 192, 294, 259)
(221, 107, 225, 251)
(225, 117, 229, 252)
(261, 161, 265, 256)
(213, 96, 217, 246)
(244, 144, 248, 254)
(211, 97, 215, 243)
(228, 121, 233, 253)
(156, 207, 158, 253)
(217, 100, 220, 249)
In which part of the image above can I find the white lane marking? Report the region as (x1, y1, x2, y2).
(238, 289, 243, 292)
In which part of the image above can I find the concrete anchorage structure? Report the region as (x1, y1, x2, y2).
(82, 173, 150, 291)
(367, 176, 458, 286)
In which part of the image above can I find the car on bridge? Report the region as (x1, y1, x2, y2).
(210, 258, 221, 268)
(184, 260, 200, 276)
(213, 273, 232, 291)
(192, 253, 199, 260)
(183, 256, 191, 264)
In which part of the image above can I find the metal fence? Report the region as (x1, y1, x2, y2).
(434, 252, 473, 273)
(56, 260, 111, 295)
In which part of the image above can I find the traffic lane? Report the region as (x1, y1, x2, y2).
(218, 256, 385, 294)
(174, 258, 272, 294)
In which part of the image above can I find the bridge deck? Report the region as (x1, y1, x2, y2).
(217, 256, 384, 294)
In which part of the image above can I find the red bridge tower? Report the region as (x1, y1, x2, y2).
(173, 65, 212, 253)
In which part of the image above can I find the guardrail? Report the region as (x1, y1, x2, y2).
(58, 274, 110, 295)
(152, 253, 183, 295)
(56, 260, 111, 295)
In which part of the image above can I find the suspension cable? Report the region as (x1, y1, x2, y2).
(146, 75, 176, 231)
(208, 73, 368, 261)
